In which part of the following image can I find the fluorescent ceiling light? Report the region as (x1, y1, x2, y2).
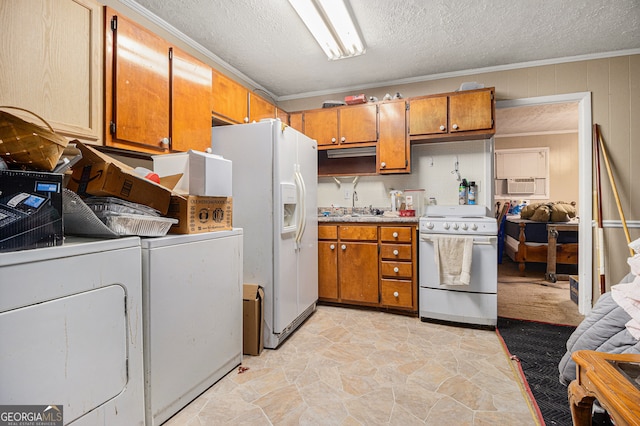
(326, 147, 376, 158)
(288, 0, 365, 60)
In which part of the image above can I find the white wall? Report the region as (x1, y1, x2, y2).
(318, 139, 492, 213)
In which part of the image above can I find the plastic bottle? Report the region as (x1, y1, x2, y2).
(468, 181, 477, 205)
(458, 179, 468, 205)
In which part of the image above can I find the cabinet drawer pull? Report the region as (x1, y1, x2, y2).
(439, 125, 445, 131)
(380, 161, 386, 169)
(393, 291, 399, 298)
(330, 244, 335, 250)
(392, 232, 398, 238)
(331, 137, 337, 143)
(394, 267, 399, 273)
(452, 123, 459, 130)
(341, 136, 346, 142)
(341, 244, 346, 250)
(393, 249, 399, 256)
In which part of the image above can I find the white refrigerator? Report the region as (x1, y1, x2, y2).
(211, 119, 318, 349)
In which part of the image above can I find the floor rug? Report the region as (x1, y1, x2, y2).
(497, 317, 577, 426)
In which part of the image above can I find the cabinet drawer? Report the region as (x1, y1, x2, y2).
(380, 279, 413, 309)
(381, 261, 412, 279)
(380, 244, 412, 261)
(380, 226, 413, 243)
(339, 225, 377, 241)
(318, 225, 337, 240)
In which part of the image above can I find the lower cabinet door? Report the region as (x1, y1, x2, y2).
(339, 242, 379, 303)
(318, 241, 338, 300)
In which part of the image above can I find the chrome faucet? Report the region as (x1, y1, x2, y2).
(352, 190, 358, 209)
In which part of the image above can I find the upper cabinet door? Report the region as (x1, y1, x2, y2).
(408, 96, 448, 136)
(0, 0, 102, 142)
(378, 100, 409, 174)
(211, 70, 248, 124)
(304, 109, 338, 146)
(106, 8, 170, 150)
(339, 103, 377, 144)
(248, 92, 276, 123)
(289, 112, 303, 133)
(171, 47, 213, 152)
(449, 90, 493, 132)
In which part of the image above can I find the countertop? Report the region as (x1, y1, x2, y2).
(318, 215, 420, 224)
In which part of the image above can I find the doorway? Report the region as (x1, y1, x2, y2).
(495, 93, 593, 322)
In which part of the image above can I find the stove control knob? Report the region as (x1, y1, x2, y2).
(443, 222, 450, 230)
(462, 223, 468, 230)
(426, 222, 434, 229)
(453, 223, 459, 230)
(471, 223, 478, 231)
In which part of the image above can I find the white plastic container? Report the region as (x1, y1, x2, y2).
(404, 189, 426, 216)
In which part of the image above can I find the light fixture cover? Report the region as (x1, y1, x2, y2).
(289, 0, 365, 60)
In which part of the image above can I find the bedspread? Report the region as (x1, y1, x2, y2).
(558, 273, 640, 386)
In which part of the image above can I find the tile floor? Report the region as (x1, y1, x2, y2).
(165, 306, 538, 425)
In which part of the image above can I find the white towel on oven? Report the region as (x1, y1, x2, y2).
(432, 236, 474, 285)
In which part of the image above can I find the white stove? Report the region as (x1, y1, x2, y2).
(419, 205, 498, 327)
(419, 205, 498, 235)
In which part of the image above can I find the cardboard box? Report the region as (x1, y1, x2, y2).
(188, 150, 232, 197)
(242, 284, 264, 356)
(152, 150, 232, 197)
(151, 152, 189, 195)
(67, 141, 172, 214)
(167, 195, 232, 234)
(0, 170, 63, 252)
(569, 275, 579, 305)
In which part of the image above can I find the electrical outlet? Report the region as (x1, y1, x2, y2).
(344, 190, 351, 200)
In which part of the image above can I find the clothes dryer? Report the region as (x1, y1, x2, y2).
(0, 237, 145, 425)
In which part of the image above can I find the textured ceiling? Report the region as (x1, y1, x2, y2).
(123, 0, 640, 99)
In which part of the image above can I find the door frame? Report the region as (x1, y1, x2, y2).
(496, 92, 593, 315)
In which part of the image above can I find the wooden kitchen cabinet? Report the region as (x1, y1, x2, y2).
(105, 8, 170, 152)
(171, 47, 213, 152)
(379, 226, 417, 310)
(318, 222, 418, 314)
(378, 100, 410, 174)
(338, 226, 379, 304)
(248, 92, 276, 122)
(409, 87, 495, 142)
(318, 225, 339, 300)
(0, 0, 103, 143)
(211, 70, 248, 125)
(105, 8, 213, 153)
(303, 103, 377, 147)
(289, 112, 303, 132)
(303, 108, 338, 146)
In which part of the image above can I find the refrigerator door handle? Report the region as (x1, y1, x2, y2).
(294, 165, 306, 248)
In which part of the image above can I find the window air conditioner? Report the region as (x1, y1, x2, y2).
(507, 178, 536, 194)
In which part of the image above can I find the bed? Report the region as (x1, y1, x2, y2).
(503, 216, 579, 281)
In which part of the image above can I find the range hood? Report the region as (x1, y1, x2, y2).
(326, 146, 376, 158)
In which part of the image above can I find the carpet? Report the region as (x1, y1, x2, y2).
(497, 317, 577, 426)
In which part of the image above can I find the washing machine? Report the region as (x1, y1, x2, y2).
(0, 237, 145, 425)
(141, 229, 243, 426)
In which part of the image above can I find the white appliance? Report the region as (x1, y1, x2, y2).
(140, 230, 243, 425)
(0, 237, 145, 425)
(419, 205, 498, 327)
(211, 119, 318, 349)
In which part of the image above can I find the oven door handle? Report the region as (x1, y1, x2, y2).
(420, 235, 497, 245)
